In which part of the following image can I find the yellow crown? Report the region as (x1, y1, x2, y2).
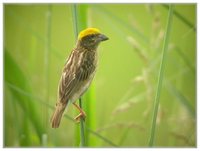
(78, 28, 100, 40)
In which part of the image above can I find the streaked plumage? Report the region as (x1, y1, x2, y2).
(51, 28, 108, 128)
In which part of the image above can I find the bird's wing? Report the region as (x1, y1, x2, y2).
(58, 50, 95, 104)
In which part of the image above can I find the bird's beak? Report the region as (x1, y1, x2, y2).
(98, 34, 109, 41)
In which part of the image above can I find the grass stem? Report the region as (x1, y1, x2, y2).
(79, 98, 86, 146)
(72, 4, 86, 147)
(148, 4, 173, 146)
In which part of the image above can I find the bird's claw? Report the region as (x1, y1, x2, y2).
(74, 112, 86, 123)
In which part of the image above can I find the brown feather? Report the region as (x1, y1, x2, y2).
(51, 102, 67, 128)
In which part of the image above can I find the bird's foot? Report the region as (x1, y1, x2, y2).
(74, 111, 86, 123)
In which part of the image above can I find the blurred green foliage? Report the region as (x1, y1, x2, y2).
(4, 4, 196, 147)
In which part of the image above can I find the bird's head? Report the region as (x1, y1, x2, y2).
(77, 28, 109, 50)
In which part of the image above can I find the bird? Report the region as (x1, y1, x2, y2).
(51, 28, 109, 128)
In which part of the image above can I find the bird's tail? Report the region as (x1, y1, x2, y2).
(51, 102, 68, 128)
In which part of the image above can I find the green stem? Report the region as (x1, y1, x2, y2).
(72, 4, 78, 38)
(43, 4, 52, 146)
(79, 98, 86, 146)
(72, 4, 86, 147)
(148, 4, 173, 146)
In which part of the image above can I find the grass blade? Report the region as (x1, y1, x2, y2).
(4, 49, 44, 146)
(6, 81, 118, 147)
(86, 126, 118, 147)
(166, 83, 195, 118)
(72, 4, 86, 147)
(83, 85, 98, 146)
(175, 46, 195, 73)
(6, 81, 74, 121)
(79, 98, 85, 146)
(148, 4, 173, 146)
(44, 4, 52, 136)
(162, 4, 196, 31)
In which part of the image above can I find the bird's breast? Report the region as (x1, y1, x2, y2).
(69, 51, 98, 103)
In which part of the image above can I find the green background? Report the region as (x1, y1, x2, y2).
(4, 4, 196, 147)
